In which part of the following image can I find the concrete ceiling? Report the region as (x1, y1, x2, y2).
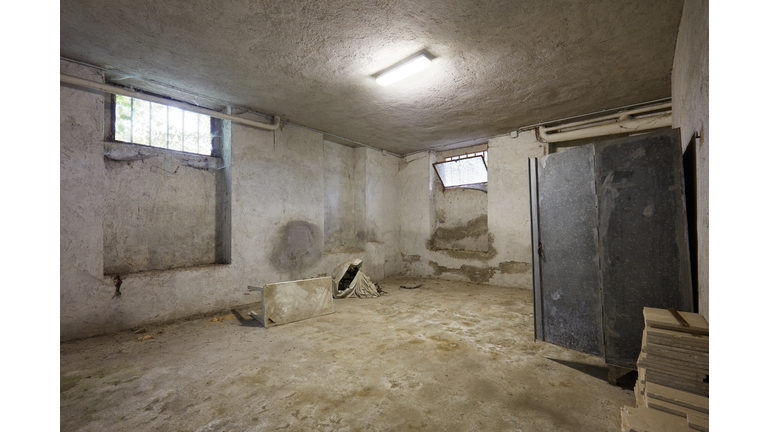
(60, 0, 685, 155)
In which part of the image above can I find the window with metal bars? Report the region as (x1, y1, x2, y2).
(113, 94, 213, 156)
(444, 151, 488, 162)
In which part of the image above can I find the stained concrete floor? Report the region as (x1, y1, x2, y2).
(60, 277, 635, 431)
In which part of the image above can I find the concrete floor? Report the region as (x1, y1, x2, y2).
(60, 277, 635, 431)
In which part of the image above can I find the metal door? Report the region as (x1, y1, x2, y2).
(529, 129, 693, 368)
(529, 144, 604, 357)
(595, 129, 693, 368)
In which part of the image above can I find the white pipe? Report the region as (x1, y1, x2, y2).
(538, 112, 672, 143)
(60, 73, 281, 131)
(540, 102, 671, 133)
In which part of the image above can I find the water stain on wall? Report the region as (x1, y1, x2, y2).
(401, 253, 421, 274)
(498, 261, 531, 274)
(270, 221, 322, 272)
(429, 259, 532, 283)
(428, 215, 491, 253)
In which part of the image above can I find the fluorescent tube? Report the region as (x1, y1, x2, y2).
(375, 54, 432, 86)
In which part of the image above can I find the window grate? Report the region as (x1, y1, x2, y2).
(445, 151, 488, 163)
(114, 94, 212, 156)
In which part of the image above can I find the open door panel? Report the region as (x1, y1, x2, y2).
(530, 144, 603, 357)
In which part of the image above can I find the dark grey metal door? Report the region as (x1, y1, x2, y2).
(595, 130, 693, 368)
(529, 144, 604, 357)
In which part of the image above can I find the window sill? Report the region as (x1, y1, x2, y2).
(104, 141, 224, 170)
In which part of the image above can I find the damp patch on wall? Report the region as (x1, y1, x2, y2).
(269, 221, 323, 272)
(428, 215, 489, 253)
(429, 259, 532, 283)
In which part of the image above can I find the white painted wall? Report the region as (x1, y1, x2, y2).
(672, 0, 708, 321)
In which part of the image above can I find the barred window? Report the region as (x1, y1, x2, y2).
(113, 95, 213, 156)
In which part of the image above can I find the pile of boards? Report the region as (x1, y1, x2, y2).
(621, 307, 709, 432)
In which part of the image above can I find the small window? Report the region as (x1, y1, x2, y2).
(433, 152, 488, 190)
(113, 95, 213, 156)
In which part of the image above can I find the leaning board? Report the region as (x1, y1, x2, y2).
(248, 277, 334, 327)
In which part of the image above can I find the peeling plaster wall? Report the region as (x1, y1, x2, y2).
(60, 60, 401, 340)
(672, 0, 708, 321)
(398, 131, 546, 286)
(432, 188, 488, 252)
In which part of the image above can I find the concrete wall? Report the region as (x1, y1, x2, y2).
(102, 144, 217, 274)
(361, 148, 403, 279)
(397, 130, 546, 287)
(672, 0, 708, 321)
(60, 60, 401, 340)
(324, 140, 358, 253)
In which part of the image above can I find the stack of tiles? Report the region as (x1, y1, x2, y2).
(622, 307, 709, 432)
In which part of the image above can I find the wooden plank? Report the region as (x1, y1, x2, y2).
(687, 412, 709, 432)
(639, 360, 708, 381)
(645, 367, 708, 387)
(260, 277, 334, 327)
(666, 308, 690, 327)
(644, 339, 710, 358)
(643, 346, 708, 366)
(639, 356, 708, 377)
(644, 371, 708, 397)
(646, 336, 709, 352)
(640, 351, 709, 373)
(645, 396, 709, 419)
(644, 383, 708, 414)
(644, 307, 709, 335)
(634, 381, 645, 408)
(646, 327, 708, 346)
(621, 406, 690, 432)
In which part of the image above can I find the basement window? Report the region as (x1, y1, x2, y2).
(112, 95, 213, 156)
(433, 151, 488, 191)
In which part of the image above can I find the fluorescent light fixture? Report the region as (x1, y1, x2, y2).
(375, 53, 432, 86)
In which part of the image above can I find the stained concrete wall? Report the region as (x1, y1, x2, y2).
(672, 0, 708, 321)
(361, 147, 402, 279)
(398, 130, 546, 287)
(432, 188, 488, 252)
(60, 60, 401, 340)
(324, 140, 359, 253)
(102, 145, 217, 274)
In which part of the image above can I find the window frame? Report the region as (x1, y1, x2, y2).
(432, 152, 489, 191)
(106, 93, 216, 157)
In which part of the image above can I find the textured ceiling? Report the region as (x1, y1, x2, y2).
(60, 0, 685, 155)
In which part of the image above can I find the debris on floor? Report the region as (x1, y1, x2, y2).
(331, 258, 382, 298)
(621, 307, 708, 432)
(135, 331, 163, 342)
(206, 314, 235, 323)
(133, 328, 147, 334)
(399, 284, 423, 289)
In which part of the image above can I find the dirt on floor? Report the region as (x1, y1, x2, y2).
(60, 277, 635, 432)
